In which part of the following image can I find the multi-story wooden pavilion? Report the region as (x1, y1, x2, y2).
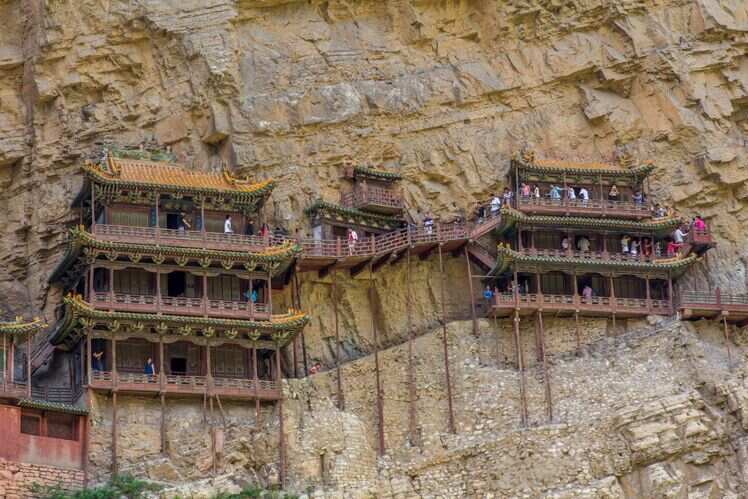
(46, 149, 310, 482)
(489, 151, 712, 426)
(306, 164, 405, 240)
(1, 318, 46, 400)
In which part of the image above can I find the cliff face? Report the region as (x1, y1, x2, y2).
(2, 0, 748, 496)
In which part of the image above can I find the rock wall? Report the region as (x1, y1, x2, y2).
(0, 458, 85, 498)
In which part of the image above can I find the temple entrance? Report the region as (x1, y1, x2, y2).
(170, 357, 187, 375)
(167, 272, 186, 297)
(166, 213, 180, 230)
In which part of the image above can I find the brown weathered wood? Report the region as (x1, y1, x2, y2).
(464, 246, 478, 337)
(406, 249, 418, 447)
(276, 348, 286, 489)
(160, 393, 166, 454)
(513, 310, 528, 427)
(112, 391, 118, 475)
(537, 311, 553, 423)
(26, 333, 31, 398)
(253, 347, 260, 424)
(437, 244, 456, 434)
(332, 270, 344, 410)
(369, 262, 385, 454)
(723, 314, 732, 370)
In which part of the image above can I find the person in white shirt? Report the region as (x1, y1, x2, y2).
(347, 228, 358, 255)
(579, 187, 590, 205)
(630, 239, 639, 256)
(224, 215, 233, 234)
(566, 186, 576, 202)
(621, 234, 631, 253)
(490, 194, 501, 214)
(561, 236, 570, 251)
(673, 226, 688, 244)
(577, 236, 590, 252)
(502, 187, 513, 206)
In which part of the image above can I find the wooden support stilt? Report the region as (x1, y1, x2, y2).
(253, 347, 260, 424)
(464, 246, 478, 336)
(332, 270, 344, 410)
(294, 273, 308, 376)
(437, 244, 456, 434)
(276, 348, 286, 489)
(2, 334, 6, 394)
(574, 311, 581, 355)
(210, 395, 216, 476)
(369, 262, 385, 455)
(723, 315, 733, 370)
(493, 313, 501, 367)
(26, 333, 31, 398)
(513, 310, 528, 427)
(406, 249, 418, 447)
(160, 393, 166, 454)
(112, 391, 118, 476)
(537, 311, 552, 423)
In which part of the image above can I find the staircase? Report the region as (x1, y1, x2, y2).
(467, 241, 497, 272)
(469, 213, 503, 240)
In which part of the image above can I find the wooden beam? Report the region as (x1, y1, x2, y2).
(369, 262, 385, 455)
(417, 244, 438, 261)
(160, 393, 166, 454)
(317, 261, 338, 279)
(437, 244, 456, 434)
(294, 273, 308, 377)
(723, 314, 732, 371)
(406, 249, 418, 447)
(371, 254, 390, 273)
(112, 391, 118, 476)
(513, 310, 528, 427)
(537, 311, 552, 423)
(464, 246, 478, 337)
(349, 259, 372, 278)
(332, 270, 344, 410)
(276, 348, 286, 489)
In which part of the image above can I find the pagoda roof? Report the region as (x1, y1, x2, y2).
(0, 317, 46, 336)
(84, 153, 275, 199)
(17, 398, 88, 416)
(512, 151, 655, 177)
(306, 199, 403, 231)
(498, 206, 682, 235)
(49, 226, 299, 290)
(492, 243, 698, 278)
(351, 165, 402, 181)
(52, 293, 308, 348)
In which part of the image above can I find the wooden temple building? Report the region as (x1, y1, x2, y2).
(46, 150, 310, 481)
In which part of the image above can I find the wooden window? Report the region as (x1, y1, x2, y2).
(20, 412, 42, 436)
(614, 276, 646, 299)
(45, 413, 77, 441)
(117, 340, 153, 373)
(109, 208, 149, 227)
(212, 346, 247, 378)
(114, 269, 155, 295)
(540, 272, 570, 295)
(208, 275, 241, 301)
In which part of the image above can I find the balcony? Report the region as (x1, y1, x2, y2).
(89, 371, 281, 400)
(91, 292, 271, 320)
(490, 292, 671, 318)
(678, 290, 748, 323)
(340, 186, 404, 214)
(0, 378, 29, 399)
(516, 248, 658, 263)
(517, 196, 650, 219)
(92, 224, 283, 253)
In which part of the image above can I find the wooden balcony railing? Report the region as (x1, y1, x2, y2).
(90, 370, 280, 398)
(340, 185, 403, 211)
(91, 292, 271, 320)
(679, 290, 748, 308)
(492, 292, 670, 314)
(517, 248, 657, 263)
(517, 196, 650, 218)
(686, 228, 713, 246)
(0, 378, 28, 398)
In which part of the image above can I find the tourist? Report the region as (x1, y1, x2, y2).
(502, 187, 513, 206)
(490, 194, 501, 215)
(424, 215, 434, 235)
(347, 228, 359, 254)
(144, 357, 156, 377)
(652, 204, 666, 218)
(632, 190, 644, 205)
(531, 184, 541, 198)
(654, 241, 663, 257)
(224, 215, 233, 234)
(274, 226, 285, 239)
(608, 184, 619, 202)
(566, 186, 576, 202)
(642, 237, 652, 257)
(178, 212, 191, 234)
(243, 288, 258, 304)
(520, 183, 531, 197)
(630, 239, 640, 257)
(579, 186, 590, 205)
(475, 203, 486, 221)
(483, 285, 494, 307)
(673, 225, 688, 246)
(309, 362, 322, 375)
(621, 234, 631, 253)
(245, 219, 256, 236)
(260, 223, 270, 238)
(666, 239, 679, 257)
(92, 349, 104, 372)
(549, 185, 561, 200)
(692, 216, 706, 231)
(577, 236, 591, 252)
(582, 285, 593, 302)
(561, 236, 570, 251)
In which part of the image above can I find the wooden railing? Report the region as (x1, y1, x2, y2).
(91, 292, 271, 320)
(90, 370, 280, 396)
(517, 196, 650, 217)
(687, 228, 713, 246)
(518, 248, 656, 262)
(679, 290, 748, 307)
(0, 379, 28, 397)
(340, 185, 403, 211)
(492, 292, 670, 313)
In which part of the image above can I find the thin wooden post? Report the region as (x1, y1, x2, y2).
(267, 270, 273, 319)
(610, 275, 617, 333)
(91, 183, 96, 230)
(112, 336, 118, 388)
(112, 391, 118, 476)
(332, 270, 344, 410)
(160, 393, 166, 454)
(406, 249, 418, 446)
(667, 273, 674, 314)
(159, 335, 166, 453)
(9, 342, 13, 384)
(206, 341, 212, 393)
(248, 277, 254, 319)
(645, 275, 651, 312)
(723, 315, 732, 370)
(294, 273, 308, 376)
(86, 331, 92, 386)
(155, 192, 160, 244)
(26, 333, 31, 398)
(369, 262, 385, 454)
(252, 347, 259, 423)
(3, 333, 7, 394)
(513, 310, 528, 427)
(276, 348, 286, 488)
(437, 244, 456, 434)
(574, 311, 581, 355)
(537, 311, 552, 423)
(464, 246, 478, 336)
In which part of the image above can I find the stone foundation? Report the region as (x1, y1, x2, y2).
(0, 458, 85, 498)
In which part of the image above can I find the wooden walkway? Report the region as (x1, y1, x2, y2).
(678, 290, 748, 324)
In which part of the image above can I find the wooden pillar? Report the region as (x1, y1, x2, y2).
(3, 333, 7, 394)
(156, 270, 162, 314)
(513, 310, 528, 427)
(369, 262, 385, 454)
(155, 192, 160, 244)
(88, 265, 94, 302)
(332, 270, 344, 410)
(267, 270, 273, 318)
(109, 267, 115, 305)
(252, 347, 260, 423)
(294, 273, 308, 376)
(667, 273, 674, 314)
(206, 341, 212, 391)
(530, 231, 535, 250)
(91, 183, 96, 230)
(645, 275, 651, 312)
(537, 311, 552, 423)
(9, 341, 13, 384)
(518, 229, 524, 251)
(406, 249, 418, 447)
(26, 333, 31, 398)
(160, 393, 166, 454)
(112, 391, 118, 476)
(610, 275, 617, 332)
(513, 270, 520, 307)
(159, 336, 166, 453)
(202, 273, 208, 317)
(464, 246, 478, 336)
(86, 331, 92, 386)
(437, 244, 456, 434)
(723, 315, 733, 370)
(276, 348, 286, 489)
(112, 336, 118, 388)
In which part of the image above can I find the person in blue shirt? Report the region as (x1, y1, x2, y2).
(144, 357, 156, 376)
(483, 285, 494, 309)
(244, 289, 258, 303)
(549, 185, 561, 200)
